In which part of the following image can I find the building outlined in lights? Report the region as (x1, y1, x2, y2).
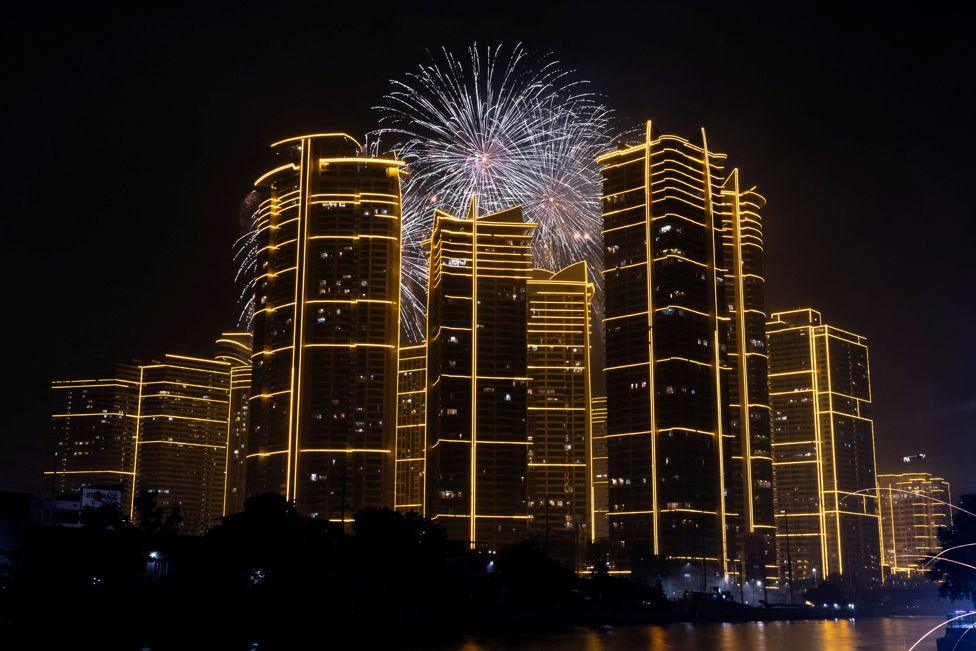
(48, 371, 140, 508)
(131, 354, 232, 536)
(526, 262, 594, 563)
(767, 308, 883, 589)
(50, 344, 241, 536)
(423, 199, 535, 548)
(246, 133, 402, 524)
(599, 121, 778, 587)
(395, 343, 426, 513)
(590, 396, 608, 541)
(878, 470, 952, 577)
(215, 332, 252, 516)
(718, 170, 777, 585)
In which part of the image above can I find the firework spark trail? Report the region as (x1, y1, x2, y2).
(372, 43, 614, 341)
(908, 610, 976, 651)
(910, 554, 976, 573)
(233, 190, 261, 329)
(862, 489, 976, 650)
(923, 543, 976, 567)
(843, 486, 976, 519)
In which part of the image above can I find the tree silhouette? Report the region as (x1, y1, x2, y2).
(80, 503, 127, 531)
(494, 539, 575, 612)
(133, 490, 182, 536)
(162, 504, 183, 533)
(929, 493, 976, 606)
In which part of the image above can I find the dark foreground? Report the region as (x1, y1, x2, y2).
(0, 494, 963, 648)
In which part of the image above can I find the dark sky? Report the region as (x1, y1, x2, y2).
(3, 3, 973, 495)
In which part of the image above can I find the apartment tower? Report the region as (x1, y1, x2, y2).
(878, 471, 952, 577)
(48, 371, 139, 506)
(216, 332, 252, 516)
(395, 343, 426, 513)
(526, 262, 594, 562)
(246, 133, 402, 523)
(767, 308, 883, 589)
(424, 199, 535, 548)
(131, 354, 232, 535)
(590, 395, 609, 541)
(719, 170, 777, 585)
(598, 121, 735, 584)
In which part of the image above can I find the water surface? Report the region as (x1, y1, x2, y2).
(446, 617, 942, 650)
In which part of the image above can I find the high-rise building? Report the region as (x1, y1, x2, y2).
(424, 199, 535, 548)
(526, 262, 594, 562)
(246, 133, 402, 524)
(599, 121, 745, 585)
(48, 371, 139, 506)
(216, 332, 252, 516)
(767, 308, 882, 589)
(878, 471, 952, 577)
(131, 354, 232, 536)
(590, 396, 608, 541)
(718, 170, 777, 585)
(395, 343, 426, 513)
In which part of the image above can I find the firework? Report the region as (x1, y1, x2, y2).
(233, 190, 261, 329)
(372, 43, 614, 341)
(844, 486, 976, 519)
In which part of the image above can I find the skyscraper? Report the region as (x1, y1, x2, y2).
(131, 354, 232, 535)
(424, 199, 535, 548)
(216, 332, 252, 516)
(395, 342, 426, 513)
(767, 308, 882, 589)
(48, 371, 139, 506)
(590, 395, 608, 541)
(878, 470, 952, 577)
(526, 262, 594, 561)
(718, 170, 777, 585)
(598, 121, 733, 584)
(246, 133, 402, 524)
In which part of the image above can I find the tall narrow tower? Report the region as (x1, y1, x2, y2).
(526, 262, 594, 562)
(590, 395, 609, 541)
(424, 199, 535, 548)
(598, 121, 732, 585)
(395, 342, 426, 513)
(719, 171, 777, 585)
(767, 308, 883, 589)
(246, 134, 402, 523)
(216, 332, 252, 516)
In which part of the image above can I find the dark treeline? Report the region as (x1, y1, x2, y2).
(5, 492, 974, 647)
(1, 493, 672, 646)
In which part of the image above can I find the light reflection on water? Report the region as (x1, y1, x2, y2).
(446, 617, 942, 651)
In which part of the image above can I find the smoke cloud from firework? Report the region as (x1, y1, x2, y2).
(372, 43, 614, 342)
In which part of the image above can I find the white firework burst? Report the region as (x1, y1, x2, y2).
(372, 43, 613, 342)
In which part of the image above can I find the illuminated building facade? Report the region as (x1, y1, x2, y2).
(878, 471, 952, 577)
(395, 343, 426, 512)
(246, 134, 402, 524)
(598, 121, 733, 583)
(767, 308, 882, 588)
(48, 371, 139, 506)
(718, 170, 777, 584)
(590, 395, 608, 541)
(131, 354, 232, 536)
(424, 200, 535, 548)
(526, 262, 594, 561)
(216, 332, 252, 516)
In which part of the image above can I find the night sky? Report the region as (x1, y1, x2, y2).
(3, 4, 973, 495)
